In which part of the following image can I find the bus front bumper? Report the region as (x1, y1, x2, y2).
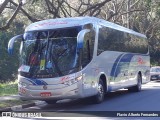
(18, 83, 83, 101)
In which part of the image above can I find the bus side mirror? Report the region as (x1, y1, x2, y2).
(8, 34, 23, 55)
(77, 29, 90, 49)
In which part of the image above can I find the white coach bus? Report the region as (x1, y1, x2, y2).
(8, 17, 150, 104)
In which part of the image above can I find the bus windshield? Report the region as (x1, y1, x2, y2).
(19, 26, 81, 78)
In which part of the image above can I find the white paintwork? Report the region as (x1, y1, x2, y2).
(25, 17, 146, 38)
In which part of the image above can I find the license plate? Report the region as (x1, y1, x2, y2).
(40, 92, 52, 97)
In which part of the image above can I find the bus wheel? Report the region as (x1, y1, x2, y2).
(45, 100, 57, 104)
(93, 79, 105, 104)
(128, 74, 142, 92)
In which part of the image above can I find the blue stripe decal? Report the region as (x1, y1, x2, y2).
(33, 79, 48, 85)
(114, 54, 134, 77)
(26, 78, 48, 85)
(110, 54, 123, 77)
(110, 53, 134, 78)
(26, 79, 37, 85)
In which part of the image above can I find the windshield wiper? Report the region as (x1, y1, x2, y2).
(51, 53, 63, 76)
(57, 48, 68, 59)
(50, 41, 63, 76)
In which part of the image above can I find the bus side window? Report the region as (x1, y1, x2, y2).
(97, 26, 116, 54)
(124, 34, 148, 54)
(82, 31, 95, 68)
(97, 27, 105, 55)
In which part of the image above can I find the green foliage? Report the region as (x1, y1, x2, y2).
(31, 0, 40, 4)
(0, 18, 24, 82)
(156, 3, 160, 16)
(0, 80, 18, 96)
(146, 0, 152, 8)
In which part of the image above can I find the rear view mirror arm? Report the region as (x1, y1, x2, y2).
(8, 34, 23, 55)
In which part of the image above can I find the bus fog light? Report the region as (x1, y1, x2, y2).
(64, 80, 72, 86)
(19, 82, 28, 88)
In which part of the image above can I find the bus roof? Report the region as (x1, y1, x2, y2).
(25, 16, 146, 38)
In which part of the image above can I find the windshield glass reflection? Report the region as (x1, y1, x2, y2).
(19, 26, 81, 78)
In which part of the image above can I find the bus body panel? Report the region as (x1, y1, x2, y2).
(94, 51, 150, 92)
(18, 73, 85, 100)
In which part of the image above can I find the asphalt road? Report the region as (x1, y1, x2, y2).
(16, 81, 160, 119)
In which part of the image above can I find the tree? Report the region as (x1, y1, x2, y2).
(0, 0, 160, 82)
(0, 17, 24, 82)
(0, 0, 113, 30)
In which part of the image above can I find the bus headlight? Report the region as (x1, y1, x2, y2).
(63, 75, 83, 86)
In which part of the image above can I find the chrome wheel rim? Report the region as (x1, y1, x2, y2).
(98, 83, 104, 101)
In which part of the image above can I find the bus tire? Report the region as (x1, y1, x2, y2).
(45, 100, 57, 104)
(93, 79, 105, 104)
(128, 73, 142, 92)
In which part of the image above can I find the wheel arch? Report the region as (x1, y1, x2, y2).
(98, 73, 108, 93)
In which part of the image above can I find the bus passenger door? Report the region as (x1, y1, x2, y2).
(80, 24, 97, 96)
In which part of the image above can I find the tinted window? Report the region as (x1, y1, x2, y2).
(82, 30, 95, 68)
(151, 67, 160, 72)
(98, 26, 125, 54)
(125, 34, 148, 54)
(20, 26, 81, 78)
(98, 25, 148, 55)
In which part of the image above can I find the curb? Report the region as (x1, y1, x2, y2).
(0, 101, 46, 112)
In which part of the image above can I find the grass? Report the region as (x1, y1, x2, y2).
(0, 80, 36, 109)
(0, 80, 18, 96)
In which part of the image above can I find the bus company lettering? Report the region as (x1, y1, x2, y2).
(138, 57, 145, 65)
(60, 75, 74, 83)
(34, 21, 68, 28)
